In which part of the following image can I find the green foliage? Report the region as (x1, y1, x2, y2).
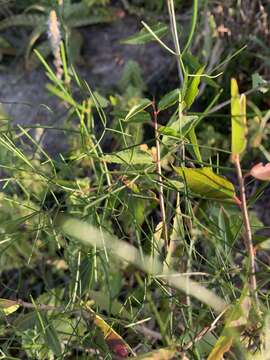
(158, 88, 180, 111)
(0, 0, 115, 67)
(103, 147, 154, 165)
(184, 65, 205, 109)
(118, 59, 146, 96)
(128, 0, 183, 12)
(231, 78, 247, 160)
(0, 0, 269, 359)
(121, 23, 168, 45)
(173, 166, 236, 201)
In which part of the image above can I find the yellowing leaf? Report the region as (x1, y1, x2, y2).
(174, 167, 235, 201)
(231, 78, 247, 160)
(84, 303, 131, 358)
(136, 347, 177, 360)
(207, 335, 233, 360)
(0, 298, 20, 315)
(226, 289, 251, 329)
(208, 288, 251, 360)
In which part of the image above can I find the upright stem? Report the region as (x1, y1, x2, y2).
(153, 104, 169, 250)
(167, 0, 184, 86)
(235, 155, 258, 303)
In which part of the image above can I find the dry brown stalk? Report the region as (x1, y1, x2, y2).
(234, 154, 258, 304)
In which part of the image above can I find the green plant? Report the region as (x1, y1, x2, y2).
(122, 0, 184, 13)
(0, 0, 270, 359)
(0, 0, 115, 68)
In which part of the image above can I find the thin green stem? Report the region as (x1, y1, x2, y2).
(167, 0, 184, 85)
(182, 0, 198, 55)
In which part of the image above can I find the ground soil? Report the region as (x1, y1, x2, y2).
(0, 16, 176, 155)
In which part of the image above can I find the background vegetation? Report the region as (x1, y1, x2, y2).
(0, 0, 269, 359)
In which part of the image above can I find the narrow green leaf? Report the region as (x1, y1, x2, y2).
(88, 290, 131, 319)
(184, 66, 205, 109)
(36, 313, 62, 357)
(231, 78, 247, 160)
(68, 14, 114, 28)
(45, 324, 62, 356)
(160, 115, 199, 146)
(28, 39, 51, 69)
(25, 24, 46, 67)
(183, 52, 219, 90)
(14, 311, 37, 331)
(124, 99, 152, 122)
(91, 91, 109, 108)
(188, 127, 202, 163)
(35, 49, 65, 90)
(218, 207, 234, 245)
(46, 83, 77, 108)
(0, 14, 46, 31)
(174, 167, 235, 200)
(164, 179, 184, 191)
(116, 110, 150, 123)
(0, 135, 35, 170)
(159, 126, 180, 138)
(121, 23, 168, 45)
(158, 88, 180, 111)
(103, 148, 153, 165)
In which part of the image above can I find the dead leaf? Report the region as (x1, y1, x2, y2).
(0, 298, 20, 315)
(217, 24, 231, 36)
(84, 303, 131, 358)
(208, 289, 251, 359)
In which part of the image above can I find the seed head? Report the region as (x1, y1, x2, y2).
(48, 9, 61, 52)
